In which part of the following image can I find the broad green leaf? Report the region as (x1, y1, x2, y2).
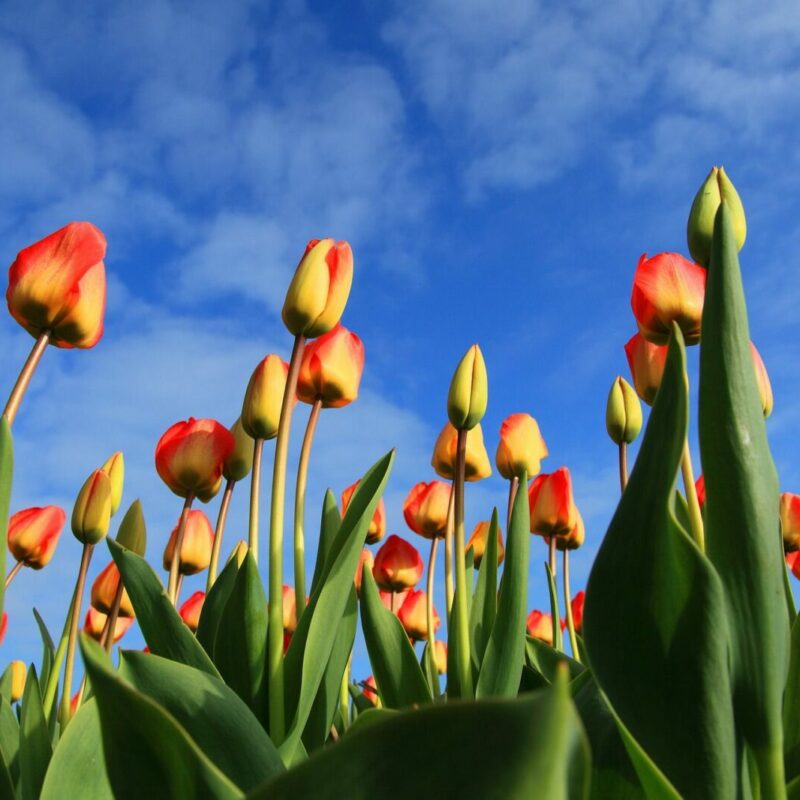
(525, 636, 585, 685)
(476, 481, 530, 699)
(446, 547, 475, 700)
(0, 754, 14, 800)
(196, 555, 239, 658)
(19, 666, 52, 800)
(32, 610, 55, 698)
(107, 538, 219, 678)
(0, 698, 19, 790)
(583, 325, 737, 797)
(119, 651, 284, 790)
(348, 685, 373, 715)
(789, 774, 800, 800)
(359, 568, 431, 711)
(345, 707, 396, 735)
(308, 490, 340, 596)
(699, 203, 788, 789)
(79, 636, 242, 799)
(0, 670, 12, 707)
(784, 614, 800, 780)
(785, 561, 797, 627)
(0, 420, 13, 621)
(469, 508, 499, 672)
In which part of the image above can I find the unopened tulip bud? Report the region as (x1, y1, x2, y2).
(282, 239, 354, 338)
(447, 344, 488, 431)
(355, 548, 374, 595)
(9, 661, 25, 702)
(605, 376, 642, 445)
(72, 470, 112, 545)
(402, 481, 451, 540)
(179, 591, 205, 632)
(496, 413, 548, 480)
(398, 590, 440, 641)
(162, 510, 214, 575)
(687, 166, 746, 267)
(116, 499, 147, 556)
(8, 505, 65, 568)
(781, 493, 800, 553)
(282, 584, 297, 634)
(750, 343, 774, 419)
(223, 418, 254, 482)
(625, 333, 667, 406)
(341, 481, 386, 545)
(84, 607, 133, 644)
(100, 452, 124, 516)
(526, 610, 553, 645)
(373, 535, 423, 592)
(466, 520, 504, 568)
(432, 422, 492, 482)
(241, 355, 290, 440)
(528, 467, 578, 538)
(91, 561, 134, 617)
(433, 640, 447, 674)
(297, 324, 365, 407)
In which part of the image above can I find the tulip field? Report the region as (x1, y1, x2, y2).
(0, 168, 797, 799)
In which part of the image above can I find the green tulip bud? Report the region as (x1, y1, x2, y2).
(223, 417, 254, 482)
(115, 499, 147, 556)
(447, 344, 488, 431)
(71, 469, 112, 545)
(605, 376, 642, 445)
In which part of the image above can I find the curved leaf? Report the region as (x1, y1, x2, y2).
(525, 637, 585, 685)
(0, 699, 19, 790)
(308, 490, 340, 596)
(0, 420, 13, 621)
(196, 555, 238, 658)
(469, 508, 499, 671)
(19, 666, 51, 800)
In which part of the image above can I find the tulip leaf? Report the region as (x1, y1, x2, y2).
(107, 538, 220, 678)
(525, 637, 585, 685)
(545, 562, 564, 652)
(446, 548, 475, 700)
(19, 666, 52, 800)
(0, 699, 19, 790)
(476, 481, 530, 699)
(196, 554, 239, 658)
(79, 636, 242, 799)
(0, 755, 14, 800)
(309, 490, 340, 596)
(359, 567, 431, 711)
(699, 203, 788, 788)
(469, 508, 499, 672)
(783, 615, 800, 781)
(118, 651, 284, 790)
(583, 325, 737, 797)
(282, 450, 394, 763)
(0, 419, 12, 622)
(32, 609, 55, 698)
(249, 678, 590, 800)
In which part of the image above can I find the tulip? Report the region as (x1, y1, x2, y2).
(9, 661, 25, 703)
(283, 632, 292, 655)
(282, 584, 298, 635)
(380, 588, 411, 614)
(466, 520, 504, 568)
(83, 607, 133, 644)
(625, 333, 667, 406)
(155, 418, 234, 502)
(72, 469, 112, 545)
(297, 324, 365, 408)
(569, 592, 585, 635)
(162, 510, 214, 575)
(432, 422, 492, 482)
(687, 166, 746, 267)
(547, 512, 585, 552)
(750, 343, 774, 419)
(223, 418, 254, 483)
(7, 505, 65, 570)
(433, 640, 448, 674)
(362, 675, 379, 706)
(495, 413, 548, 481)
(373, 535, 423, 593)
(0, 613, 7, 646)
(341, 481, 386, 545)
(398, 590, 440, 641)
(282, 239, 354, 338)
(528, 468, 579, 539)
(696, 474, 706, 510)
(781, 493, 800, 553)
(631, 252, 706, 346)
(100, 452, 125, 516)
(90, 561, 134, 617)
(605, 377, 642, 446)
(179, 591, 205, 632)
(355, 548, 374, 595)
(241, 355, 291, 441)
(787, 551, 800, 581)
(526, 610, 554, 645)
(402, 481, 451, 540)
(447, 344, 488, 431)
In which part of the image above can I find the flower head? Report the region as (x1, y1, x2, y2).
(297, 324, 364, 408)
(8, 505, 65, 568)
(432, 422, 492, 482)
(162, 510, 214, 575)
(528, 468, 579, 539)
(341, 480, 386, 545)
(402, 480, 451, 540)
(496, 413, 548, 480)
(373, 535, 423, 592)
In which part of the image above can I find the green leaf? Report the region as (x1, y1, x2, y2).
(308, 490, 340, 596)
(359, 568, 431, 711)
(699, 203, 788, 787)
(476, 481, 530, 699)
(79, 636, 242, 799)
(583, 325, 737, 797)
(525, 636, 585, 685)
(119, 651, 284, 791)
(32, 610, 55, 698)
(0, 698, 19, 790)
(447, 547, 475, 699)
(0, 670, 12, 708)
(0, 419, 13, 621)
(19, 666, 52, 800)
(107, 538, 219, 678)
(546, 562, 564, 652)
(783, 615, 800, 780)
(469, 508, 499, 671)
(196, 555, 239, 658)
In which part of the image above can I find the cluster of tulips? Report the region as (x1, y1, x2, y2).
(0, 165, 797, 799)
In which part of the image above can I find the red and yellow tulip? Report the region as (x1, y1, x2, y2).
(528, 467, 579, 539)
(297, 324, 365, 408)
(373, 535, 423, 592)
(466, 520, 504, 568)
(179, 591, 205, 632)
(90, 561, 134, 617)
(7, 505, 65, 569)
(398, 589, 440, 641)
(526, 610, 554, 645)
(495, 413, 548, 480)
(341, 480, 386, 545)
(624, 333, 668, 406)
(432, 422, 492, 482)
(162, 510, 214, 575)
(402, 480, 451, 540)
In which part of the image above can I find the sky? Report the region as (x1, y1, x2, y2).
(0, 0, 799, 685)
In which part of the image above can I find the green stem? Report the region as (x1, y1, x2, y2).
(546, 560, 563, 652)
(444, 486, 455, 617)
(207, 478, 235, 590)
(453, 428, 473, 698)
(506, 476, 519, 534)
(563, 550, 581, 663)
(3, 330, 50, 427)
(618, 443, 628, 493)
(43, 596, 74, 721)
(339, 656, 351, 733)
(680, 439, 705, 551)
(4, 560, 22, 589)
(167, 495, 194, 605)
(425, 537, 441, 698)
(751, 743, 786, 800)
(248, 439, 264, 563)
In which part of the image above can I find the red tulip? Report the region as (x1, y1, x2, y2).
(466, 520, 504, 568)
(782, 493, 800, 553)
(528, 468, 579, 538)
(398, 589, 440, 641)
(695, 474, 706, 510)
(355, 548, 374, 595)
(7, 506, 65, 568)
(402, 481, 451, 540)
(297, 324, 365, 408)
(362, 675, 379, 706)
(787, 551, 800, 580)
(341, 480, 386, 545)
(0, 613, 6, 645)
(83, 607, 133, 643)
(90, 561, 134, 617)
(162, 510, 214, 575)
(750, 342, 774, 419)
(625, 332, 668, 406)
(179, 591, 205, 632)
(496, 413, 548, 480)
(545, 512, 585, 552)
(373, 535, 423, 592)
(569, 591, 585, 634)
(526, 610, 553, 645)
(379, 588, 410, 614)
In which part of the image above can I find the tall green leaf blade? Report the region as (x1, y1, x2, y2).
(196, 555, 239, 658)
(469, 508, 499, 671)
(525, 637, 585, 684)
(0, 699, 19, 791)
(19, 666, 52, 800)
(0, 420, 12, 622)
(784, 614, 800, 779)
(309, 490, 340, 596)
(32, 610, 55, 696)
(583, 325, 737, 797)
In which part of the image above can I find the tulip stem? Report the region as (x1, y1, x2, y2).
(59, 542, 94, 730)
(207, 478, 235, 591)
(563, 551, 581, 663)
(339, 656, 351, 732)
(390, 591, 396, 614)
(425, 537, 441, 698)
(4, 560, 22, 589)
(43, 597, 74, 721)
(294, 398, 322, 620)
(680, 440, 705, 551)
(444, 486, 455, 616)
(174, 575, 184, 607)
(167, 496, 194, 605)
(548, 536, 557, 578)
(453, 428, 473, 699)
(507, 477, 519, 533)
(267, 333, 306, 744)
(618, 443, 628, 493)
(102, 582, 125, 654)
(2, 331, 50, 427)
(248, 439, 264, 563)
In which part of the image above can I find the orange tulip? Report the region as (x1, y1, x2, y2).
(9, 661, 25, 703)
(545, 511, 585, 552)
(362, 675, 379, 706)
(90, 561, 134, 617)
(750, 343, 774, 419)
(297, 324, 364, 408)
(373, 535, 423, 592)
(398, 590, 440, 641)
(179, 591, 205, 632)
(496, 413, 548, 480)
(341, 481, 386, 545)
(6, 222, 107, 348)
(781, 493, 800, 553)
(432, 422, 492, 482)
(83, 607, 134, 644)
(162, 510, 214, 575)
(787, 551, 800, 580)
(155, 418, 234, 502)
(402, 481, 451, 540)
(380, 588, 410, 614)
(282, 584, 298, 634)
(355, 548, 374, 595)
(241, 354, 291, 440)
(528, 468, 579, 538)
(466, 520, 504, 568)
(625, 332, 668, 406)
(631, 252, 706, 346)
(562, 591, 585, 634)
(526, 610, 553, 645)
(7, 506, 65, 568)
(433, 640, 447, 674)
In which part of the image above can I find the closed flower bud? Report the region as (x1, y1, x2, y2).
(380, 588, 410, 614)
(526, 610, 553, 645)
(116, 499, 147, 556)
(8, 505, 65, 568)
(179, 591, 205, 632)
(241, 355, 291, 440)
(750, 343, 774, 419)
(9, 661, 26, 703)
(631, 253, 706, 346)
(83, 607, 133, 644)
(72, 470, 112, 545)
(91, 561, 134, 617)
(341, 481, 386, 545)
(282, 239, 354, 338)
(297, 324, 365, 408)
(528, 467, 579, 539)
(402, 481, 451, 540)
(432, 422, 492, 482)
(687, 166, 746, 267)
(100, 452, 124, 517)
(625, 333, 667, 406)
(546, 511, 585, 552)
(162, 510, 214, 575)
(466, 520, 504, 568)
(398, 590, 440, 641)
(496, 413, 548, 480)
(228, 540, 249, 568)
(781, 493, 800, 553)
(447, 344, 488, 430)
(373, 535, 423, 592)
(433, 640, 447, 674)
(6, 222, 107, 348)
(223, 418, 254, 482)
(355, 548, 374, 595)
(282, 584, 297, 634)
(605, 376, 642, 445)
(155, 418, 234, 502)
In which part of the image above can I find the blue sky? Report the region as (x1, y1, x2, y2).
(1, 0, 799, 682)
